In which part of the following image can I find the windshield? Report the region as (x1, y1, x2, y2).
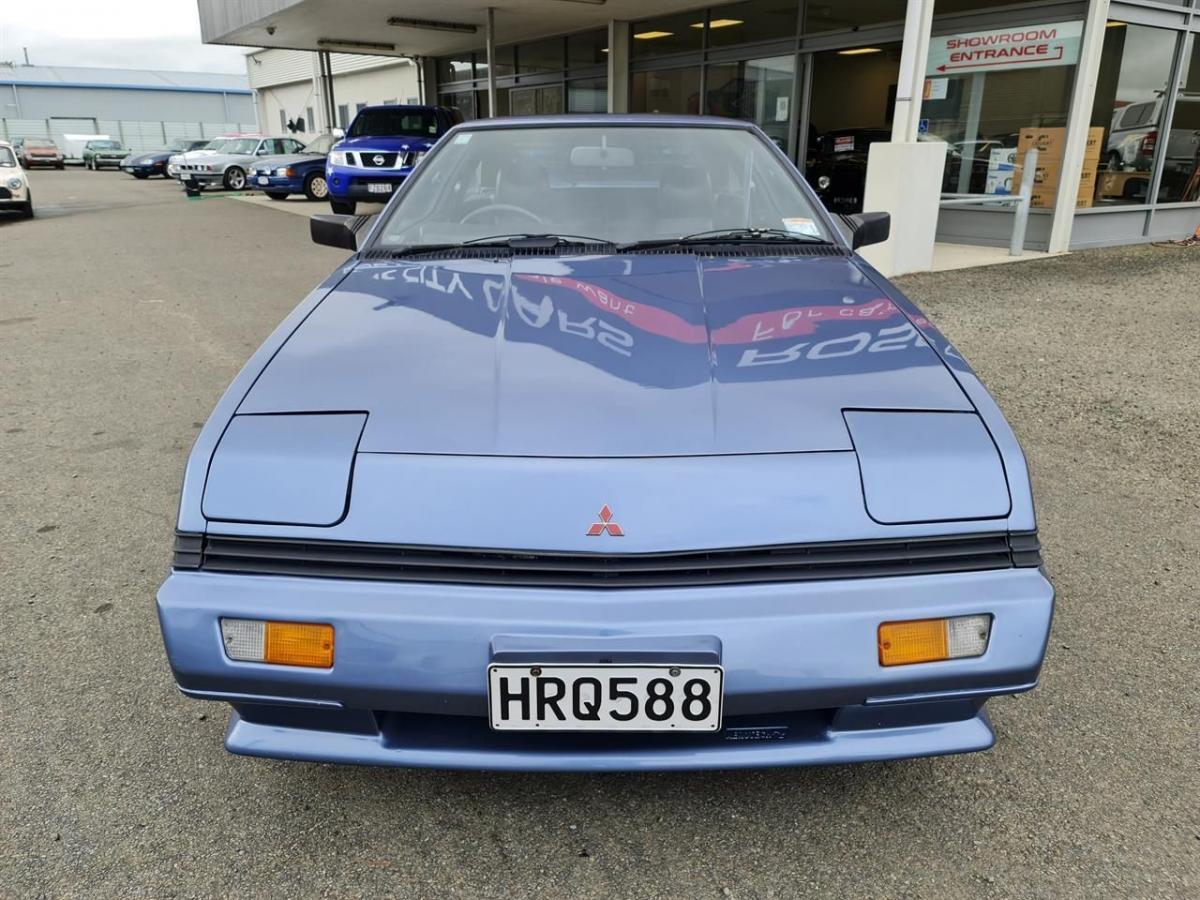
(348, 108, 438, 139)
(219, 139, 261, 154)
(90, 140, 122, 150)
(0, 147, 15, 167)
(375, 126, 829, 248)
(303, 134, 336, 154)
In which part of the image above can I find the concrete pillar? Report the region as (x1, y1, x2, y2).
(607, 20, 630, 114)
(861, 0, 943, 276)
(890, 0, 936, 142)
(1048, 0, 1110, 253)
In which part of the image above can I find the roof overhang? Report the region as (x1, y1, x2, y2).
(198, 0, 713, 57)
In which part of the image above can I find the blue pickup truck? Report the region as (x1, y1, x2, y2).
(326, 104, 463, 214)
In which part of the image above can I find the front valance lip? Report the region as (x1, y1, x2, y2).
(202, 411, 368, 527)
(844, 409, 1013, 526)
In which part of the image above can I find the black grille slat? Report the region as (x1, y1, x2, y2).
(175, 532, 1036, 588)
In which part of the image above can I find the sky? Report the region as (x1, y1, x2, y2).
(1, 0, 249, 73)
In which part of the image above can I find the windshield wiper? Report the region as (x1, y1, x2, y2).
(462, 233, 614, 248)
(379, 233, 615, 258)
(617, 227, 832, 252)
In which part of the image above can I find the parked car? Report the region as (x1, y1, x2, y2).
(0, 140, 34, 218)
(120, 139, 210, 179)
(83, 139, 130, 170)
(166, 137, 239, 179)
(325, 104, 462, 214)
(176, 135, 306, 191)
(158, 116, 1053, 772)
(805, 128, 891, 213)
(245, 133, 337, 201)
(12, 137, 64, 169)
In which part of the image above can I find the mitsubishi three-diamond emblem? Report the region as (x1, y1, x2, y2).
(586, 505, 624, 537)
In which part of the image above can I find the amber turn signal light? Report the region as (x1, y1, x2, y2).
(221, 618, 334, 668)
(878, 615, 991, 666)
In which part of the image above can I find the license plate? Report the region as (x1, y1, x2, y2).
(367, 182, 393, 194)
(257, 176, 269, 185)
(181, 173, 192, 181)
(488, 664, 723, 732)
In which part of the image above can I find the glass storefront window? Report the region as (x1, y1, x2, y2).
(509, 84, 565, 115)
(705, 1, 800, 48)
(440, 90, 477, 120)
(804, 44, 902, 212)
(921, 63, 1075, 204)
(630, 67, 702, 114)
(568, 77, 608, 113)
(805, 1, 903, 35)
(1090, 23, 1179, 206)
(1158, 39, 1200, 203)
(705, 56, 795, 151)
(631, 12, 704, 58)
(519, 37, 565, 75)
(437, 56, 475, 83)
(567, 30, 608, 68)
(477, 46, 516, 80)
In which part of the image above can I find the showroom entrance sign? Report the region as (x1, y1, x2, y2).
(926, 21, 1083, 75)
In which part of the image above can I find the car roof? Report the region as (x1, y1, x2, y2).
(454, 114, 760, 132)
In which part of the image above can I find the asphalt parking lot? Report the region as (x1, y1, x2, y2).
(1, 168, 1197, 899)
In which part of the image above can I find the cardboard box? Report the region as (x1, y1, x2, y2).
(1026, 164, 1099, 209)
(1016, 126, 1104, 166)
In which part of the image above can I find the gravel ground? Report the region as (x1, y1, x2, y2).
(1, 170, 1197, 899)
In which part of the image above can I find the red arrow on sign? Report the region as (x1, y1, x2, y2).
(937, 47, 1064, 72)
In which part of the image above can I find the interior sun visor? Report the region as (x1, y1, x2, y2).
(202, 413, 367, 526)
(844, 410, 1011, 525)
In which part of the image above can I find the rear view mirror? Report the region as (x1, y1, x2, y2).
(843, 211, 891, 250)
(311, 214, 365, 251)
(570, 145, 634, 168)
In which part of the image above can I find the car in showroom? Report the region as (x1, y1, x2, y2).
(325, 104, 462, 214)
(0, 140, 34, 218)
(176, 136, 305, 191)
(82, 139, 130, 170)
(158, 116, 1053, 772)
(245, 133, 337, 201)
(12, 137, 64, 169)
(120, 139, 210, 179)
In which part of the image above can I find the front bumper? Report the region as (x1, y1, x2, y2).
(122, 162, 165, 175)
(91, 157, 126, 167)
(158, 566, 1054, 771)
(179, 171, 224, 187)
(247, 173, 304, 193)
(23, 155, 61, 167)
(326, 166, 410, 200)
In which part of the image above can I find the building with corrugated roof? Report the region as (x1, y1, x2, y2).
(0, 64, 257, 153)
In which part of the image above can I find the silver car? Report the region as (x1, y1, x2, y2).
(176, 136, 306, 191)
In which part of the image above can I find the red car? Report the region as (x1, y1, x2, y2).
(13, 138, 64, 169)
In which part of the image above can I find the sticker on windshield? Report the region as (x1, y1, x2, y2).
(783, 217, 821, 238)
(453, 133, 472, 145)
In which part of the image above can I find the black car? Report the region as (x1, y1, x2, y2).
(119, 139, 210, 179)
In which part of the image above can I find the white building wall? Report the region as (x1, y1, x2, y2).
(248, 49, 420, 139)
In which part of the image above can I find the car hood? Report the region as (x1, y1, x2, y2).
(189, 152, 251, 167)
(336, 134, 437, 154)
(127, 151, 170, 164)
(251, 152, 322, 170)
(238, 253, 973, 456)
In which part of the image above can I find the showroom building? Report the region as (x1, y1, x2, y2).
(246, 49, 421, 142)
(199, 0, 1200, 266)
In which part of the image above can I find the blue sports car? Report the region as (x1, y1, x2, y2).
(158, 116, 1053, 772)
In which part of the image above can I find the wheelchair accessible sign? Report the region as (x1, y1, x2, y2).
(926, 21, 1082, 75)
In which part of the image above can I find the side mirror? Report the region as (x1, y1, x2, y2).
(310, 214, 366, 250)
(843, 211, 891, 250)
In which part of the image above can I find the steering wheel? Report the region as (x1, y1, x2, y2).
(459, 203, 546, 229)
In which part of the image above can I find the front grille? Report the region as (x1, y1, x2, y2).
(0, 187, 11, 200)
(173, 531, 1041, 589)
(353, 151, 398, 168)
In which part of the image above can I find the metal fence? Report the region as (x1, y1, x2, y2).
(0, 118, 259, 157)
